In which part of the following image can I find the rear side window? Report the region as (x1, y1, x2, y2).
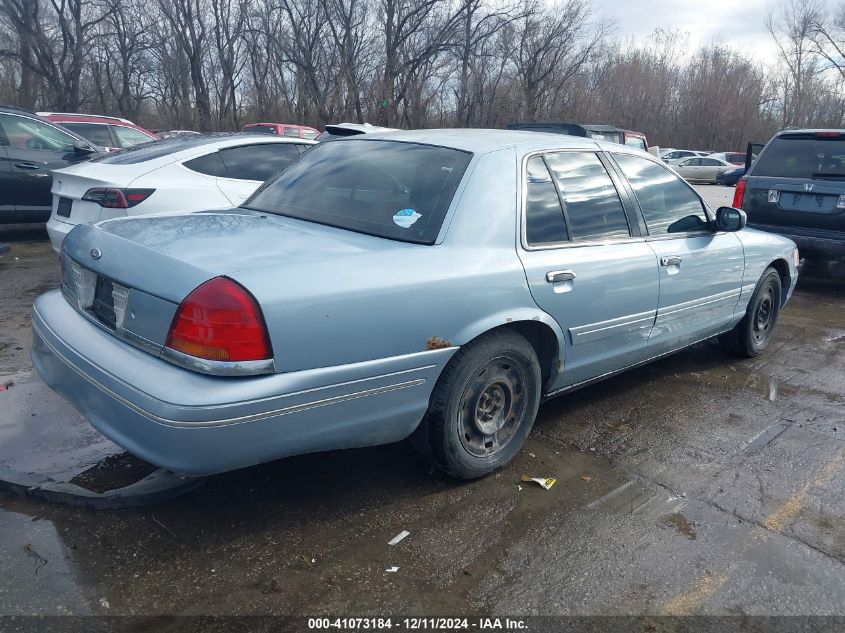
(525, 155, 568, 245)
(244, 139, 472, 245)
(282, 127, 300, 137)
(302, 129, 319, 139)
(701, 158, 722, 167)
(183, 152, 227, 177)
(219, 143, 302, 181)
(61, 122, 113, 147)
(613, 153, 708, 235)
(544, 152, 630, 241)
(753, 135, 845, 179)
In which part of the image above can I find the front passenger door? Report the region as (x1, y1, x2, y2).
(612, 153, 745, 355)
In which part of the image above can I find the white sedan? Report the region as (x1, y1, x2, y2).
(47, 134, 314, 252)
(669, 156, 736, 184)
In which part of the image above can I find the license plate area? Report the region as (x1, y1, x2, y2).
(56, 196, 72, 218)
(782, 192, 837, 213)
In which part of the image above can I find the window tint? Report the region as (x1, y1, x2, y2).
(113, 126, 153, 147)
(753, 134, 845, 178)
(61, 122, 114, 147)
(613, 153, 708, 235)
(219, 143, 302, 181)
(183, 151, 227, 177)
(0, 114, 77, 151)
(625, 137, 646, 151)
(544, 152, 629, 241)
(700, 158, 721, 166)
(245, 139, 472, 245)
(525, 155, 568, 245)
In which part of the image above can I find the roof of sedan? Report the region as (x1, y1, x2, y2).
(357, 128, 604, 154)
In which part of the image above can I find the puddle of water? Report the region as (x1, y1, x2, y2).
(586, 480, 687, 519)
(663, 512, 697, 540)
(0, 508, 90, 615)
(741, 372, 797, 402)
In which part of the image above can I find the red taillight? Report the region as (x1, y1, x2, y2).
(165, 277, 271, 363)
(81, 188, 155, 208)
(733, 178, 747, 209)
(815, 131, 841, 137)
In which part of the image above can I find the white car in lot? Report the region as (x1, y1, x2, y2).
(47, 134, 314, 252)
(668, 155, 736, 184)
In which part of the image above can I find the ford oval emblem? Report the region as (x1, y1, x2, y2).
(90, 248, 102, 260)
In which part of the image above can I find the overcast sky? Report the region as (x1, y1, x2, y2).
(596, 0, 837, 64)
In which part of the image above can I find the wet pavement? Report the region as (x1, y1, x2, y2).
(1, 221, 844, 617)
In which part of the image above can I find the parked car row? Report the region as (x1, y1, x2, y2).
(9, 107, 840, 482)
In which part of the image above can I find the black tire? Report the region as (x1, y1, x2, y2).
(411, 329, 542, 479)
(719, 267, 782, 357)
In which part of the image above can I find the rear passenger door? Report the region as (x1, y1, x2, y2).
(517, 151, 660, 389)
(216, 143, 304, 205)
(611, 153, 745, 355)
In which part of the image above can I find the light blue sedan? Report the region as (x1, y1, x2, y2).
(31, 130, 799, 479)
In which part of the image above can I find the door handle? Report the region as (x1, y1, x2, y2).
(660, 256, 682, 267)
(546, 270, 576, 283)
(14, 162, 40, 170)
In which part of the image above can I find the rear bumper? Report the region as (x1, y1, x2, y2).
(748, 223, 845, 256)
(46, 217, 74, 253)
(32, 290, 453, 476)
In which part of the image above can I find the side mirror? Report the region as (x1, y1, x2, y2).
(715, 206, 747, 232)
(73, 140, 96, 154)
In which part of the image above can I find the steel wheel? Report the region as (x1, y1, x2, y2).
(457, 355, 528, 458)
(752, 286, 775, 345)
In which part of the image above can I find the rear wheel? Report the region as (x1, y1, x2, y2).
(719, 267, 782, 357)
(411, 330, 541, 479)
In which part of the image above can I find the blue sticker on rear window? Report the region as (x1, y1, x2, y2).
(393, 208, 422, 228)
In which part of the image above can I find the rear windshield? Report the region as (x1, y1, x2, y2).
(753, 134, 845, 179)
(244, 139, 472, 244)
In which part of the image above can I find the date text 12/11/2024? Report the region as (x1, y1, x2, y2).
(306, 617, 529, 630)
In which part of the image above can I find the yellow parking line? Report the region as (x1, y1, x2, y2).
(659, 449, 844, 614)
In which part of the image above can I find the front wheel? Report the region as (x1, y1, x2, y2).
(411, 330, 542, 479)
(719, 267, 782, 357)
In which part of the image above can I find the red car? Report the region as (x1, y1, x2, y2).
(37, 112, 157, 151)
(242, 122, 320, 140)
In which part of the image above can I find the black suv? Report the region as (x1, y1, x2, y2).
(0, 105, 102, 223)
(735, 129, 845, 257)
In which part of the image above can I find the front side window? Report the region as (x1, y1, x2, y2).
(0, 114, 77, 151)
(219, 143, 302, 181)
(61, 122, 114, 147)
(525, 155, 568, 246)
(244, 139, 472, 244)
(544, 152, 629, 241)
(113, 126, 153, 147)
(613, 153, 708, 235)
